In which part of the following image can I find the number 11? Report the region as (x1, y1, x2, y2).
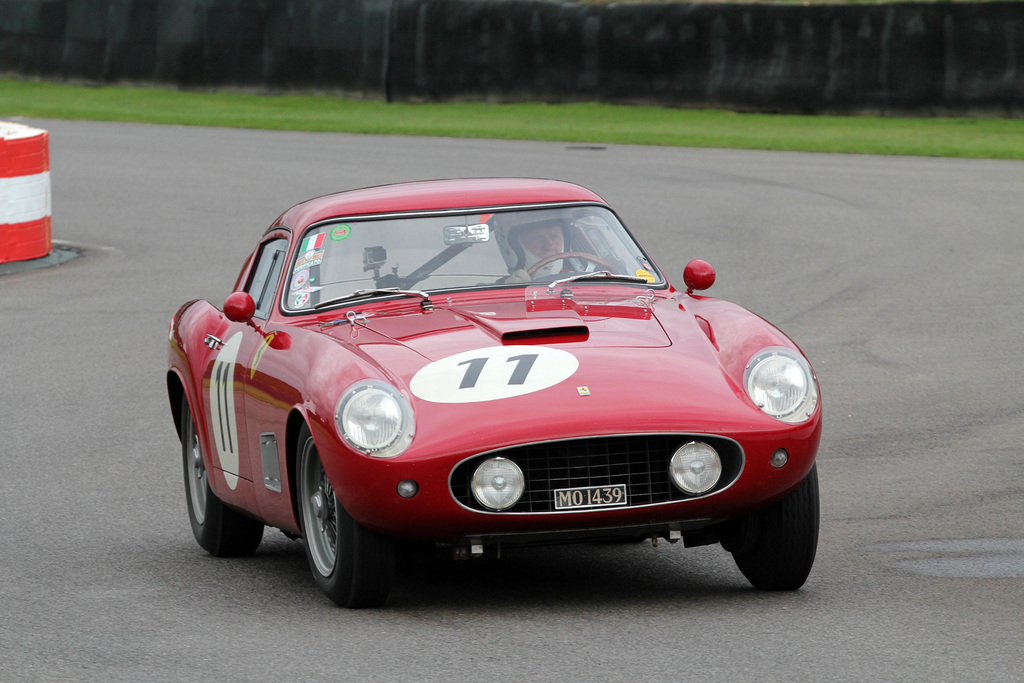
(457, 353, 539, 389)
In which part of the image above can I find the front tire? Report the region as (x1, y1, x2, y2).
(296, 426, 396, 607)
(180, 396, 263, 557)
(727, 464, 819, 591)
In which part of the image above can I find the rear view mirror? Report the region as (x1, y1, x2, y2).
(444, 224, 490, 244)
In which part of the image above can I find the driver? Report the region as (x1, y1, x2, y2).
(518, 222, 565, 278)
(496, 218, 568, 282)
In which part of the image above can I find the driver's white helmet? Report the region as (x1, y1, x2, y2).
(493, 211, 569, 277)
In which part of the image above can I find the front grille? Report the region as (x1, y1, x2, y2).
(450, 434, 742, 513)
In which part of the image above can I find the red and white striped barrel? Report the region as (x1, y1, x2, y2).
(1, 122, 52, 263)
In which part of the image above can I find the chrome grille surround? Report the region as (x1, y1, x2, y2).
(450, 434, 744, 514)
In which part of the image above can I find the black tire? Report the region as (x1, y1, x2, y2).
(728, 464, 819, 591)
(296, 425, 396, 608)
(180, 395, 264, 557)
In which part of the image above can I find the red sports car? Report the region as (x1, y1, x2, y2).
(167, 178, 821, 607)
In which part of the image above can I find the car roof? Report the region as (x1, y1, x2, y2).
(273, 178, 608, 231)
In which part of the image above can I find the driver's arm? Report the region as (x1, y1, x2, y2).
(501, 269, 532, 283)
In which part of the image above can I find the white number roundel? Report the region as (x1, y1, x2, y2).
(410, 346, 579, 403)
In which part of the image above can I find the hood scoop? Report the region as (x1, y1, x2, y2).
(453, 304, 590, 345)
(500, 324, 589, 345)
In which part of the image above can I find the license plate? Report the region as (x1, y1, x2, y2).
(554, 484, 627, 510)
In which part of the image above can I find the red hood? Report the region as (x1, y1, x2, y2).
(387, 297, 670, 358)
(321, 293, 675, 385)
(316, 291, 780, 457)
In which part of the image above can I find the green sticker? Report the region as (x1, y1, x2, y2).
(330, 224, 352, 241)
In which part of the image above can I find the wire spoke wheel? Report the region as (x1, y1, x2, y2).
(184, 416, 207, 524)
(179, 394, 263, 557)
(299, 435, 339, 576)
(296, 425, 397, 607)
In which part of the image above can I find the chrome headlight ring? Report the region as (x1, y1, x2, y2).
(744, 347, 818, 423)
(335, 380, 415, 458)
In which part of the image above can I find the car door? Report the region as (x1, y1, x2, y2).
(232, 234, 298, 527)
(203, 236, 288, 496)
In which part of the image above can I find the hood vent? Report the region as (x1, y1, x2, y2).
(502, 325, 589, 345)
(451, 303, 591, 345)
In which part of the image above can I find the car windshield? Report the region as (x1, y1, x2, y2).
(284, 205, 663, 312)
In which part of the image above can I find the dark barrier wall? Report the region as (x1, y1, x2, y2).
(0, 0, 392, 93)
(388, 0, 1024, 114)
(2, 0, 1023, 114)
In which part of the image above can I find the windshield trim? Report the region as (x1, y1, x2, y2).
(301, 201, 608, 232)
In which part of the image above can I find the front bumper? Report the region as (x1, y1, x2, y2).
(316, 419, 821, 544)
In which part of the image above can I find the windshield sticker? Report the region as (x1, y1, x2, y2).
(300, 233, 325, 253)
(410, 346, 579, 403)
(293, 290, 311, 308)
(330, 224, 352, 241)
(291, 269, 310, 291)
(635, 269, 655, 283)
(294, 250, 324, 271)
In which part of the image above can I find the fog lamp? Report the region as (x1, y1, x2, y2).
(471, 457, 525, 511)
(669, 441, 722, 494)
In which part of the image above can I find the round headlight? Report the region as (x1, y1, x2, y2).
(336, 381, 415, 458)
(670, 441, 722, 494)
(471, 457, 525, 511)
(744, 347, 818, 423)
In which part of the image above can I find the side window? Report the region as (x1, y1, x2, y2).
(246, 238, 287, 319)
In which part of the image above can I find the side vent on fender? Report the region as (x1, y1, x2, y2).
(694, 316, 718, 350)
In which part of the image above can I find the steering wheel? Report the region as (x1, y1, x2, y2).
(526, 251, 616, 277)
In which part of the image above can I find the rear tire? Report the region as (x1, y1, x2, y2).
(180, 396, 264, 557)
(728, 464, 819, 591)
(296, 425, 396, 607)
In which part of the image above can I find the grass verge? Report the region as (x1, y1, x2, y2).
(2, 79, 1023, 159)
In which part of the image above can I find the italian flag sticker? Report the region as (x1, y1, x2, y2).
(300, 233, 325, 253)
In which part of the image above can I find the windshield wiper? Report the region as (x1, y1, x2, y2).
(314, 288, 433, 310)
(546, 271, 652, 291)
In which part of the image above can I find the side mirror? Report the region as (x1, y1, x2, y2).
(683, 259, 716, 294)
(224, 291, 256, 323)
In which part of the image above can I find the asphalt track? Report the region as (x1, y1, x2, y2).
(2, 119, 1022, 681)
